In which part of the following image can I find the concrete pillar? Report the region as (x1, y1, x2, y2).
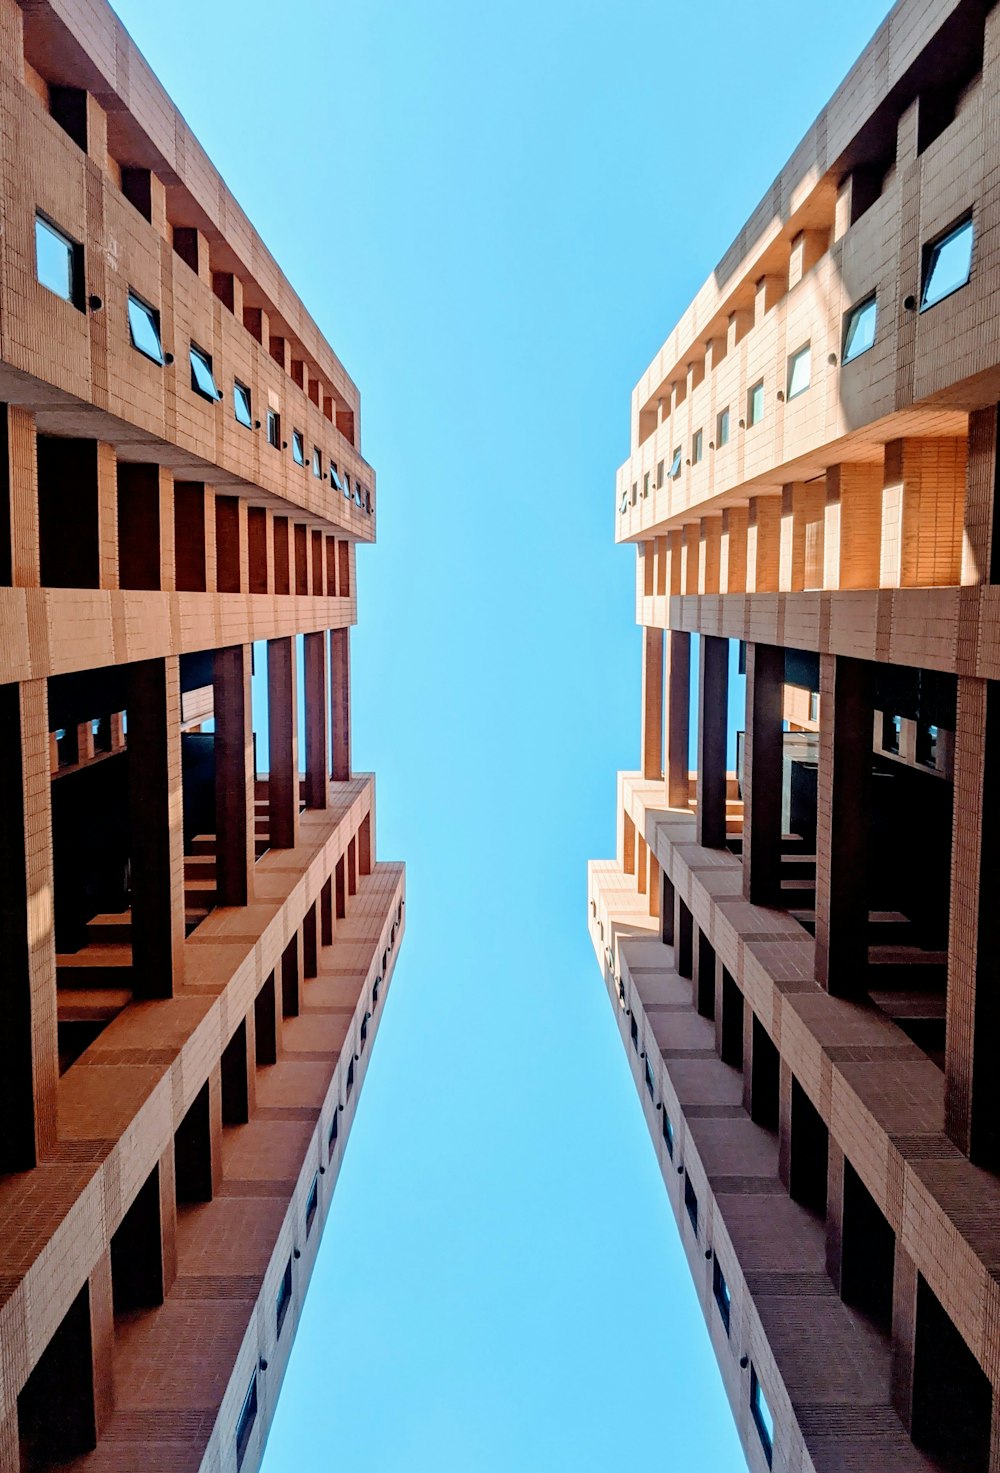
(641, 626, 664, 781)
(267, 637, 299, 850)
(720, 506, 748, 593)
(962, 405, 1000, 584)
(880, 437, 966, 588)
(304, 631, 329, 809)
(665, 630, 691, 809)
(213, 645, 253, 908)
(746, 494, 781, 592)
(7, 405, 40, 587)
(696, 635, 728, 849)
(743, 643, 785, 906)
(814, 654, 873, 995)
(330, 627, 351, 782)
(127, 657, 185, 996)
(824, 463, 882, 590)
(945, 677, 1000, 1165)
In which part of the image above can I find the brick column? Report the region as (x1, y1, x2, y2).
(7, 404, 40, 586)
(696, 635, 728, 849)
(0, 678, 58, 1169)
(641, 626, 663, 781)
(814, 654, 873, 995)
(330, 627, 351, 782)
(962, 404, 1000, 584)
(303, 631, 329, 809)
(944, 676, 1000, 1165)
(267, 637, 298, 849)
(743, 643, 785, 906)
(127, 657, 185, 996)
(665, 630, 691, 809)
(213, 645, 253, 907)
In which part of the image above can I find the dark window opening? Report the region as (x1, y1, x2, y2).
(110, 1167, 164, 1316)
(662, 1108, 674, 1159)
(712, 1257, 731, 1335)
(696, 930, 716, 1019)
(48, 85, 87, 151)
(17, 1283, 96, 1466)
(684, 1171, 698, 1234)
(328, 1109, 339, 1158)
(276, 1258, 293, 1337)
(750, 1016, 779, 1133)
(789, 1077, 828, 1219)
(882, 710, 901, 753)
(912, 1274, 992, 1473)
(254, 973, 277, 1066)
(306, 1173, 319, 1235)
(750, 1366, 774, 1467)
(173, 1080, 213, 1206)
(235, 1373, 257, 1470)
(120, 168, 152, 222)
(220, 1019, 250, 1126)
(267, 408, 281, 448)
(630, 1014, 639, 1051)
(644, 1057, 654, 1098)
(840, 1161, 895, 1334)
(720, 967, 744, 1069)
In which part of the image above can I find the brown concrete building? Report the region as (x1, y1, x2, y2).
(0, 1, 404, 1469)
(588, 1, 1000, 1468)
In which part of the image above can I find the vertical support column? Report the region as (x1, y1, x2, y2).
(303, 631, 329, 809)
(696, 635, 728, 849)
(267, 637, 298, 849)
(641, 626, 663, 781)
(89, 1249, 115, 1436)
(814, 654, 873, 995)
(213, 645, 253, 908)
(961, 404, 1000, 584)
(746, 495, 781, 592)
(743, 643, 785, 906)
(945, 677, 1000, 1164)
(96, 442, 118, 590)
(127, 657, 185, 996)
(0, 678, 58, 1168)
(330, 626, 351, 782)
(8, 405, 40, 586)
(665, 630, 691, 809)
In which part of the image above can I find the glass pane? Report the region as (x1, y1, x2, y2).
(190, 346, 220, 399)
(330, 463, 343, 492)
(35, 216, 74, 301)
(843, 298, 877, 361)
(292, 432, 305, 465)
(234, 383, 253, 427)
(750, 382, 764, 423)
(267, 410, 279, 446)
(670, 449, 681, 478)
(787, 346, 811, 398)
(718, 409, 729, 445)
(312, 447, 321, 477)
(128, 293, 163, 363)
(922, 219, 973, 309)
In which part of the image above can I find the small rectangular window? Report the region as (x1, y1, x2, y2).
(328, 1109, 339, 1158)
(842, 294, 877, 362)
(305, 1173, 319, 1235)
(292, 430, 305, 466)
(748, 380, 764, 426)
(127, 291, 163, 365)
(808, 690, 820, 723)
(716, 407, 730, 447)
(236, 1373, 258, 1470)
(276, 1257, 293, 1337)
(312, 446, 322, 478)
(786, 344, 811, 400)
(330, 461, 344, 492)
(342, 471, 352, 499)
(630, 1014, 639, 1051)
(883, 711, 901, 754)
(644, 1057, 655, 1099)
(750, 1367, 774, 1467)
(656, 459, 664, 489)
(692, 429, 703, 464)
(267, 408, 281, 448)
(642, 471, 650, 499)
(921, 215, 974, 311)
(669, 446, 682, 479)
(713, 1258, 731, 1335)
(684, 1172, 698, 1234)
(35, 214, 82, 308)
(346, 1057, 355, 1097)
(360, 1010, 370, 1049)
(233, 381, 253, 428)
(916, 721, 939, 768)
(190, 344, 220, 401)
(662, 1108, 674, 1159)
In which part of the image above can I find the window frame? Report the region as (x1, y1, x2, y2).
(662, 1108, 674, 1159)
(644, 1057, 655, 1098)
(127, 289, 164, 366)
(312, 445, 322, 478)
(669, 446, 682, 480)
(233, 380, 253, 429)
(328, 1108, 339, 1158)
(189, 342, 221, 402)
(267, 408, 281, 448)
(712, 1257, 731, 1335)
(305, 1172, 319, 1235)
(34, 212, 83, 310)
(292, 430, 305, 466)
(684, 1171, 698, 1234)
(842, 293, 878, 363)
(717, 407, 730, 447)
(750, 1366, 774, 1467)
(786, 343, 811, 400)
(920, 213, 974, 312)
(235, 1373, 258, 1471)
(330, 462, 345, 493)
(747, 379, 764, 427)
(692, 428, 703, 465)
(276, 1257, 293, 1338)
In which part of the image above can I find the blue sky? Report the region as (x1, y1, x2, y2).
(111, 3, 890, 1467)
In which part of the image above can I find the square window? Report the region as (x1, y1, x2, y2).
(330, 462, 344, 493)
(842, 295, 877, 362)
(750, 1367, 774, 1466)
(669, 446, 682, 479)
(644, 1057, 655, 1099)
(630, 1014, 638, 1051)
(921, 215, 974, 311)
(684, 1171, 698, 1234)
(276, 1257, 293, 1337)
(233, 381, 253, 428)
(713, 1258, 731, 1335)
(717, 407, 730, 447)
(190, 344, 220, 401)
(692, 429, 703, 464)
(662, 1108, 674, 1159)
(786, 343, 811, 399)
(292, 430, 305, 466)
(312, 446, 322, 478)
(127, 291, 163, 365)
(236, 1373, 258, 1470)
(35, 214, 82, 307)
(267, 408, 281, 448)
(305, 1173, 319, 1235)
(748, 380, 764, 426)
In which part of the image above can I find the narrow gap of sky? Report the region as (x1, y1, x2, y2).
(110, 3, 891, 1467)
